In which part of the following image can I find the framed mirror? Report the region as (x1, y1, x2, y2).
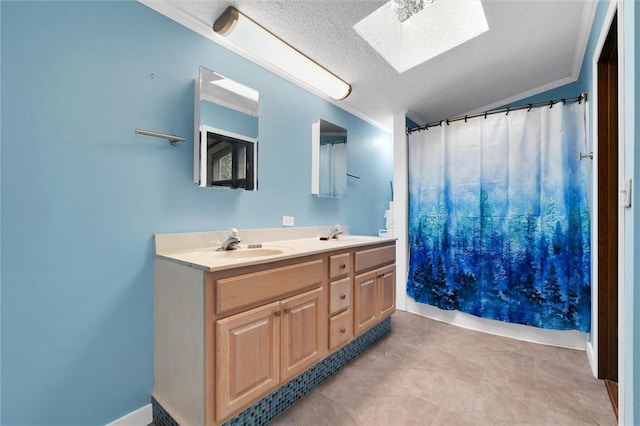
(311, 119, 347, 198)
(194, 66, 259, 190)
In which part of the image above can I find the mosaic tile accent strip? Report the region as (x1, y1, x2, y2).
(152, 317, 391, 426)
(152, 396, 179, 426)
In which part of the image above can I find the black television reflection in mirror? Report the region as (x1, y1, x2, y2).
(205, 132, 255, 190)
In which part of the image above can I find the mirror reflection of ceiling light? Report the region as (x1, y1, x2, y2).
(210, 78, 259, 102)
(355, 0, 489, 73)
(213, 6, 351, 100)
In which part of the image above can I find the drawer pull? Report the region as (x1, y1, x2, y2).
(340, 294, 346, 300)
(340, 328, 346, 334)
(274, 311, 281, 317)
(340, 264, 347, 269)
(284, 308, 292, 314)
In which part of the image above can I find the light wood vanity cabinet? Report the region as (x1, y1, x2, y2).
(154, 241, 395, 426)
(354, 245, 396, 336)
(215, 287, 323, 422)
(329, 252, 351, 280)
(215, 301, 280, 420)
(329, 278, 350, 315)
(327, 252, 353, 350)
(279, 287, 324, 382)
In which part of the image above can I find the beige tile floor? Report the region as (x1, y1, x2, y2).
(269, 311, 616, 426)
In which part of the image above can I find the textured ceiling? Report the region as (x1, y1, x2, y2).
(151, 0, 595, 130)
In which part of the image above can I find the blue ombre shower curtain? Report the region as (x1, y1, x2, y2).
(407, 101, 591, 332)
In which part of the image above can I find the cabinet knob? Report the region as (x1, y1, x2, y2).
(340, 264, 346, 269)
(340, 328, 346, 334)
(340, 294, 346, 300)
(274, 311, 281, 317)
(284, 308, 292, 314)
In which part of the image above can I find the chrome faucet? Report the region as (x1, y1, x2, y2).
(328, 225, 343, 239)
(218, 228, 241, 250)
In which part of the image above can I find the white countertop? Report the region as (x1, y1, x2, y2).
(155, 228, 396, 272)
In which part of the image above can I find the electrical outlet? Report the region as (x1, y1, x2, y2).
(282, 216, 295, 227)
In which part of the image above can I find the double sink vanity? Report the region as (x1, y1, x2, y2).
(152, 226, 396, 425)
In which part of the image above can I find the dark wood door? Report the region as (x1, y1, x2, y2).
(596, 11, 618, 420)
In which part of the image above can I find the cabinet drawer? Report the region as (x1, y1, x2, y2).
(216, 259, 323, 314)
(329, 252, 351, 280)
(354, 244, 395, 273)
(329, 277, 350, 315)
(329, 309, 352, 351)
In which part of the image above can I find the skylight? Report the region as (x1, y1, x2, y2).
(354, 0, 489, 73)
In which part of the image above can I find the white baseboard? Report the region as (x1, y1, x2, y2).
(105, 404, 152, 426)
(406, 299, 588, 350)
(586, 340, 598, 377)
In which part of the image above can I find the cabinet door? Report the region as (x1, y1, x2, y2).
(215, 301, 280, 422)
(280, 288, 324, 382)
(354, 270, 378, 336)
(378, 264, 396, 319)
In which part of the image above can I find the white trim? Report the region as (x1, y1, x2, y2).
(616, 0, 628, 424)
(392, 110, 409, 311)
(137, 0, 391, 134)
(407, 299, 589, 350)
(104, 404, 152, 426)
(586, 341, 597, 377)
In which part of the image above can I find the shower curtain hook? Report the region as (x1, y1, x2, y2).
(484, 111, 488, 119)
(464, 115, 468, 123)
(446, 119, 450, 126)
(549, 100, 554, 109)
(562, 98, 566, 105)
(528, 104, 533, 112)
(506, 108, 510, 116)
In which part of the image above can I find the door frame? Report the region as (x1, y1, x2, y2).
(588, 0, 626, 423)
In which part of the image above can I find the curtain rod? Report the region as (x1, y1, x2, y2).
(406, 92, 588, 135)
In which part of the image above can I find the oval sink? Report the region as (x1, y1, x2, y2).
(215, 248, 287, 258)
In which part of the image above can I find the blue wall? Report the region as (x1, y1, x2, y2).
(0, 2, 392, 424)
(200, 101, 259, 139)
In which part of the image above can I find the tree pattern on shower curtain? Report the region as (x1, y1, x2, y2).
(407, 102, 591, 332)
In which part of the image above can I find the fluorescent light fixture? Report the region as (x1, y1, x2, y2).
(213, 7, 351, 100)
(354, 0, 489, 73)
